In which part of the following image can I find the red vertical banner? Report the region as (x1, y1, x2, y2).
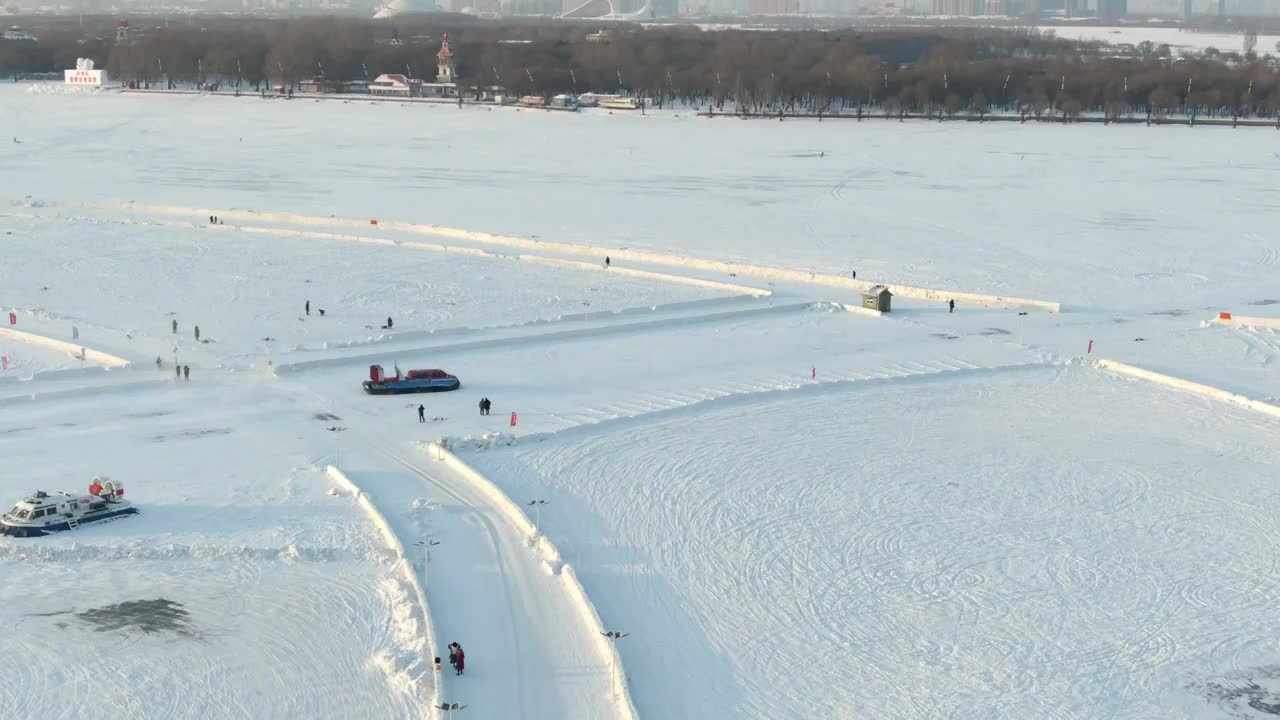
(1087, 340, 1094, 354)
(811, 367, 816, 379)
(1, 356, 7, 370)
(7, 312, 15, 325)
(510, 411, 518, 427)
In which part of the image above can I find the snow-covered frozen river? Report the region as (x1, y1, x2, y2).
(1, 85, 1277, 720)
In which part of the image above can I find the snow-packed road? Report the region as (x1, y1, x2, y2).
(331, 437, 622, 720)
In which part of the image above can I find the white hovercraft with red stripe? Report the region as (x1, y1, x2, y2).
(1, 477, 137, 537)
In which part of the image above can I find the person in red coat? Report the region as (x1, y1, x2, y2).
(454, 645, 465, 676)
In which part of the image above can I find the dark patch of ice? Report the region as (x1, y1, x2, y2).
(76, 598, 195, 637)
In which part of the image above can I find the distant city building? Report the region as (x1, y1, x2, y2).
(367, 37, 462, 99)
(930, 0, 1012, 13)
(436, 32, 455, 83)
(680, 0, 746, 13)
(369, 73, 415, 96)
(503, 0, 563, 12)
(748, 0, 799, 14)
(299, 77, 368, 93)
(1097, 0, 1126, 20)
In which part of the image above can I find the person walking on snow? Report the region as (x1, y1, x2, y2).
(386, 316, 393, 330)
(305, 300, 310, 316)
(194, 325, 200, 342)
(418, 404, 426, 423)
(454, 645, 465, 676)
(948, 299, 955, 313)
(175, 365, 181, 380)
(605, 256, 611, 267)
(172, 318, 178, 334)
(183, 365, 190, 380)
(478, 398, 486, 416)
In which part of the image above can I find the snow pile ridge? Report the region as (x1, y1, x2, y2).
(437, 432, 518, 452)
(1087, 357, 1280, 420)
(65, 201, 1057, 312)
(326, 465, 440, 715)
(0, 326, 131, 368)
(1210, 314, 1280, 331)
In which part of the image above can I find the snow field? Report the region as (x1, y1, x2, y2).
(4, 87, 1279, 311)
(0, 210, 733, 365)
(889, 299, 1280, 404)
(466, 364, 1280, 720)
(284, 302, 1048, 441)
(1, 85, 1278, 719)
(0, 381, 435, 719)
(0, 557, 423, 720)
(72, 200, 1056, 312)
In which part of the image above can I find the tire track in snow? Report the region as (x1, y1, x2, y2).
(312, 401, 621, 720)
(377, 450, 534, 720)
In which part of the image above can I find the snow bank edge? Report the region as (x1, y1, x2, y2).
(1088, 358, 1280, 419)
(0, 326, 131, 368)
(325, 464, 442, 719)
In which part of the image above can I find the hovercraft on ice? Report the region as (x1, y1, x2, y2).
(1, 478, 137, 537)
(362, 364, 460, 395)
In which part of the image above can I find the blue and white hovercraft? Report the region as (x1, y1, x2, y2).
(1, 478, 138, 537)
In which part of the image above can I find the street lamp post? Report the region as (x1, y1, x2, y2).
(527, 500, 549, 543)
(413, 539, 440, 566)
(601, 630, 630, 700)
(1018, 311, 1028, 345)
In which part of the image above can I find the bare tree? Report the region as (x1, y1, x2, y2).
(970, 89, 988, 121)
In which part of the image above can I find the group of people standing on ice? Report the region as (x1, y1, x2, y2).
(154, 318, 201, 380)
(447, 642, 466, 676)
